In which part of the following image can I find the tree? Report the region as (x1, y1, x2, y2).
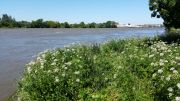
(0, 18, 1, 27)
(0, 14, 16, 27)
(149, 0, 180, 29)
(88, 22, 96, 28)
(45, 21, 59, 28)
(105, 21, 118, 28)
(79, 22, 86, 28)
(17, 21, 31, 28)
(71, 23, 79, 28)
(31, 19, 47, 28)
(63, 22, 70, 28)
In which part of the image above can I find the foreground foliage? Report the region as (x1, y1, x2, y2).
(17, 39, 180, 101)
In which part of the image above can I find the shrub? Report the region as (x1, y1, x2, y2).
(16, 39, 180, 101)
(158, 28, 180, 44)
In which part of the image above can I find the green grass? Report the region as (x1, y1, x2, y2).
(16, 38, 180, 101)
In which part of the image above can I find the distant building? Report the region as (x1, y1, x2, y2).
(117, 23, 163, 28)
(138, 24, 162, 28)
(117, 23, 140, 28)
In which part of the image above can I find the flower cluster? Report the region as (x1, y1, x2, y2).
(149, 41, 180, 100)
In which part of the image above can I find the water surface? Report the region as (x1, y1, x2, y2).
(0, 28, 164, 100)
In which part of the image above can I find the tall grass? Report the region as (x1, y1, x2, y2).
(16, 39, 180, 101)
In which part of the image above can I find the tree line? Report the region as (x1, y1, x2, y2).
(0, 14, 118, 28)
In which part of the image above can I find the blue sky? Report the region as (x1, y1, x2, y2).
(0, 0, 163, 24)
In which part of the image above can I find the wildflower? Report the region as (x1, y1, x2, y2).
(54, 68, 59, 73)
(54, 59, 58, 62)
(40, 60, 45, 65)
(160, 53, 164, 56)
(169, 93, 173, 97)
(92, 95, 99, 99)
(40, 65, 44, 69)
(132, 87, 136, 90)
(93, 55, 97, 60)
(71, 49, 75, 51)
(17, 97, 21, 101)
(160, 59, 164, 62)
(21, 78, 25, 81)
(65, 62, 72, 66)
(177, 83, 180, 89)
(176, 97, 180, 101)
(140, 58, 144, 60)
(105, 77, 108, 81)
(171, 60, 177, 64)
(154, 63, 158, 66)
(166, 76, 171, 81)
(117, 66, 123, 69)
(144, 54, 148, 57)
(167, 87, 173, 92)
(161, 76, 164, 80)
(167, 49, 172, 52)
(150, 63, 155, 66)
(28, 61, 35, 66)
(36, 57, 42, 61)
(170, 68, 175, 71)
(66, 49, 70, 51)
(64, 66, 68, 70)
(152, 73, 157, 78)
(149, 54, 154, 58)
(42, 54, 46, 59)
(173, 70, 178, 74)
(51, 62, 56, 66)
(55, 77, 59, 82)
(47, 70, 51, 73)
(113, 74, 117, 79)
(159, 62, 164, 66)
(27, 66, 32, 73)
(129, 55, 133, 58)
(52, 52, 57, 56)
(62, 73, 65, 77)
(158, 69, 163, 74)
(76, 79, 80, 82)
(55, 51, 59, 55)
(74, 71, 80, 75)
(175, 57, 180, 60)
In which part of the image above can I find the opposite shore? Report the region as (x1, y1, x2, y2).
(0, 14, 163, 29)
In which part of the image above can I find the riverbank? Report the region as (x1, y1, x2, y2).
(0, 28, 164, 100)
(16, 38, 180, 100)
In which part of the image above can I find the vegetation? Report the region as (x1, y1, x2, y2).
(16, 39, 180, 101)
(0, 14, 118, 28)
(158, 28, 180, 44)
(0, 14, 17, 28)
(149, 0, 180, 44)
(149, 0, 180, 29)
